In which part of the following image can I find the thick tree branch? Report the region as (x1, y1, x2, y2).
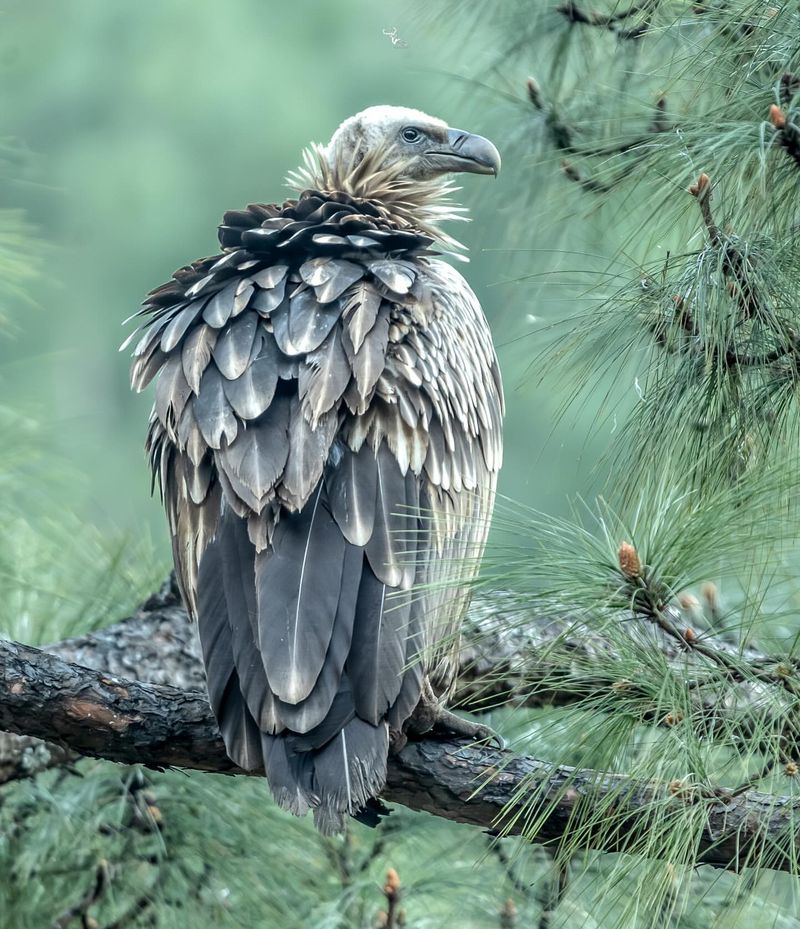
(0, 577, 789, 783)
(2, 634, 799, 873)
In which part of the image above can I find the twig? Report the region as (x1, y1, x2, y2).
(688, 173, 720, 245)
(560, 159, 615, 193)
(500, 898, 517, 929)
(50, 859, 109, 929)
(527, 77, 671, 193)
(769, 104, 800, 169)
(103, 892, 156, 929)
(491, 839, 534, 898)
(648, 174, 800, 368)
(556, 0, 655, 35)
(537, 851, 570, 929)
(375, 868, 404, 929)
(779, 73, 800, 106)
(652, 295, 800, 370)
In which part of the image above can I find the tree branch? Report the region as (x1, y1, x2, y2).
(2, 629, 800, 873)
(0, 577, 791, 783)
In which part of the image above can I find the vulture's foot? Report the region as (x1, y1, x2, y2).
(401, 681, 505, 749)
(430, 706, 504, 749)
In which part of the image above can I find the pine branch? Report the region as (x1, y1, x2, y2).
(769, 104, 800, 169)
(1, 577, 794, 784)
(50, 859, 109, 929)
(555, 0, 657, 38)
(2, 631, 800, 873)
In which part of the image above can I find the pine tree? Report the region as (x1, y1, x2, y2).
(435, 0, 800, 924)
(3, 1, 800, 927)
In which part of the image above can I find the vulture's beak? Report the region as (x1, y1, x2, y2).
(426, 129, 501, 177)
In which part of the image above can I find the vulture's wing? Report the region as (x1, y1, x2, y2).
(130, 193, 502, 831)
(394, 259, 503, 697)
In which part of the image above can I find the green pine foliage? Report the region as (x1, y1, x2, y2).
(432, 0, 800, 925)
(4, 0, 800, 926)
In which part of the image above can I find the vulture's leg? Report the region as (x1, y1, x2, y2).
(401, 680, 504, 749)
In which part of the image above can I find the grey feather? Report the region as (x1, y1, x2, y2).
(187, 455, 213, 505)
(298, 327, 350, 425)
(273, 543, 361, 734)
(128, 314, 170, 357)
(311, 718, 389, 835)
(222, 350, 279, 421)
(343, 282, 382, 353)
(386, 601, 425, 731)
(202, 279, 241, 328)
(256, 483, 346, 704)
(284, 684, 356, 753)
(288, 288, 342, 354)
(298, 257, 333, 287)
(186, 271, 221, 299)
(194, 364, 239, 449)
(251, 278, 287, 315)
(346, 564, 411, 725)
(197, 535, 263, 771)
(261, 734, 314, 815)
(365, 442, 417, 588)
(154, 354, 192, 428)
(131, 344, 168, 392)
(160, 301, 203, 353)
(218, 510, 281, 733)
(270, 300, 303, 356)
(326, 443, 377, 547)
(232, 280, 255, 318)
(311, 233, 349, 247)
(315, 262, 363, 303)
(347, 234, 379, 248)
(281, 402, 337, 511)
(210, 249, 247, 274)
(216, 395, 291, 508)
(181, 324, 218, 395)
(213, 311, 259, 380)
(176, 401, 206, 466)
(347, 311, 389, 404)
(301, 257, 364, 303)
(251, 264, 289, 289)
(368, 260, 415, 294)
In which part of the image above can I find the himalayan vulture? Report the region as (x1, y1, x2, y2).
(127, 106, 503, 833)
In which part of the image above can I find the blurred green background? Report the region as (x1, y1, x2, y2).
(0, 0, 609, 552)
(5, 5, 800, 927)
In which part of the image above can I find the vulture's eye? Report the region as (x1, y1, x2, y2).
(401, 127, 422, 143)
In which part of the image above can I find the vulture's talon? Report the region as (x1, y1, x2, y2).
(430, 707, 504, 749)
(389, 727, 409, 753)
(407, 681, 504, 747)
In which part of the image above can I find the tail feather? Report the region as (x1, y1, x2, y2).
(260, 733, 315, 816)
(311, 718, 389, 836)
(197, 534, 263, 770)
(219, 512, 280, 733)
(198, 461, 425, 831)
(272, 545, 361, 734)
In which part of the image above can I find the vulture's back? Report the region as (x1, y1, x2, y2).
(130, 189, 503, 832)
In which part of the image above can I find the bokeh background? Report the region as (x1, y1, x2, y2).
(0, 0, 611, 547)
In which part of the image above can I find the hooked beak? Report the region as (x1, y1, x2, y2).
(426, 128, 501, 177)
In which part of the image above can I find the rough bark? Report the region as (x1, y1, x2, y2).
(2, 627, 800, 873)
(0, 577, 786, 783)
(0, 579, 601, 784)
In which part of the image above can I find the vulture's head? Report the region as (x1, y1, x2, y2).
(321, 105, 501, 182)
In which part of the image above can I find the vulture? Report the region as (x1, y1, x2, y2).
(126, 106, 504, 833)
